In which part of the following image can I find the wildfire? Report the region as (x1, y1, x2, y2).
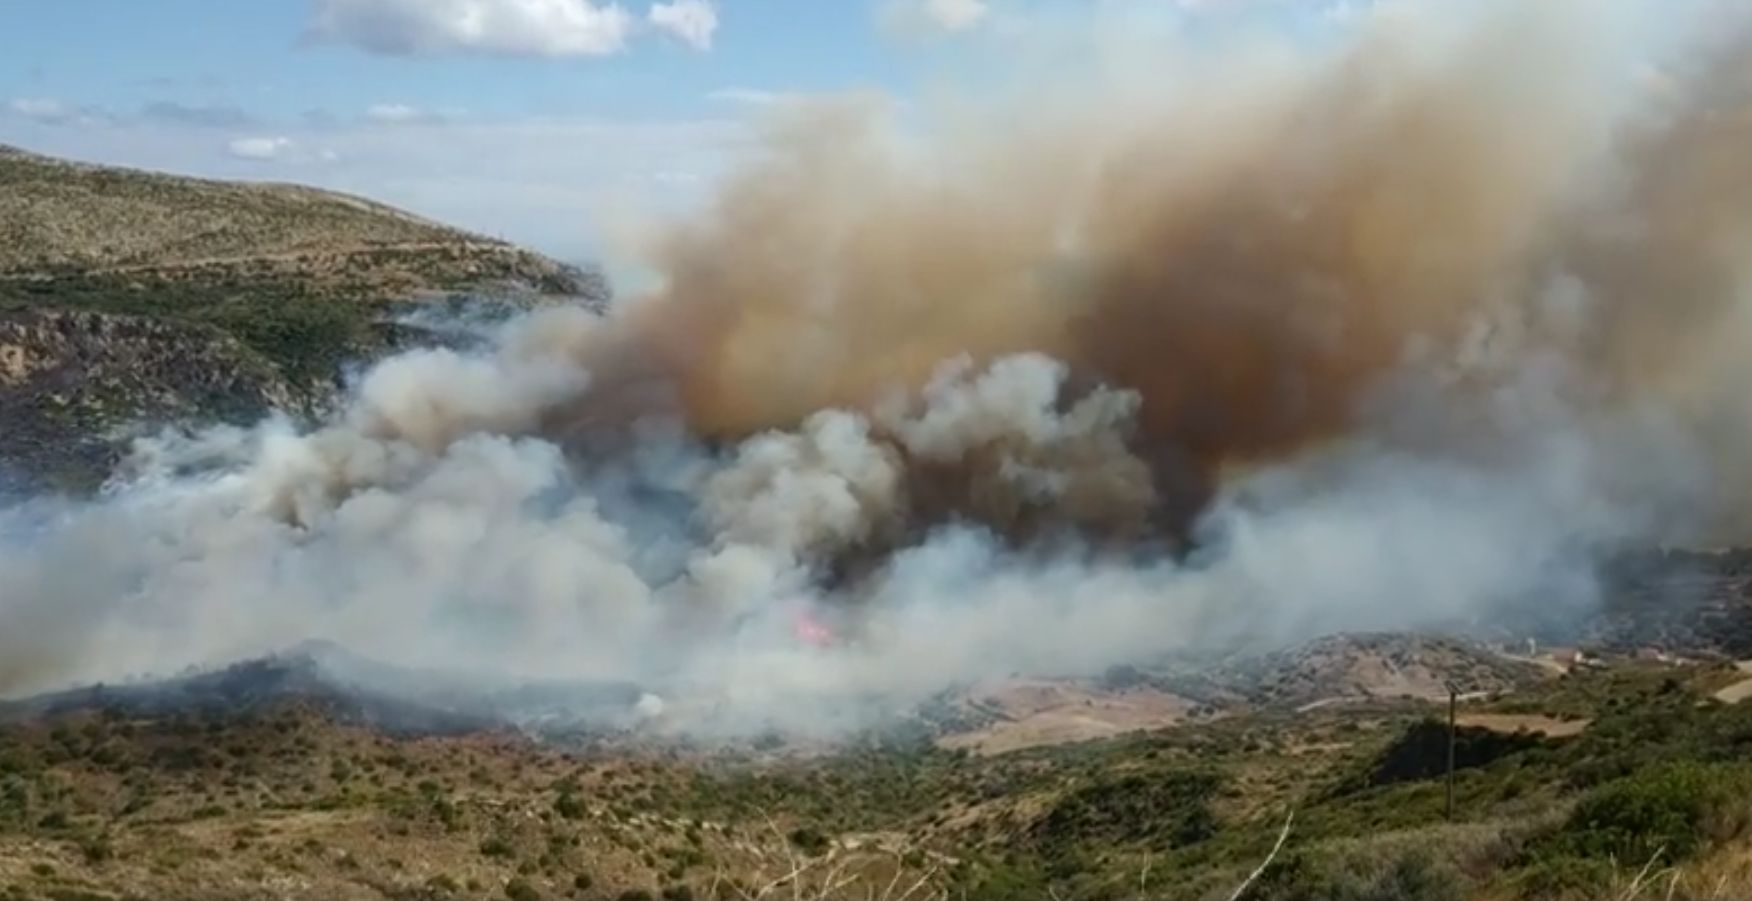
(793, 610, 834, 648)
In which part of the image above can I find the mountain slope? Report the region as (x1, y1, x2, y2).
(0, 145, 609, 490)
(1, 144, 540, 276)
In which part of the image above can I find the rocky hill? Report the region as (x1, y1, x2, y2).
(0, 145, 609, 490)
(1211, 633, 1548, 709)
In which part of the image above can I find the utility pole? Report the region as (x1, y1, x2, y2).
(1445, 682, 1458, 822)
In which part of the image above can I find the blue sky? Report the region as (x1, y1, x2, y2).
(0, 0, 1360, 262)
(1, 1, 918, 122)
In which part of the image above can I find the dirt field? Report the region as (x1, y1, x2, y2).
(1455, 713, 1590, 738)
(1713, 661, 1752, 704)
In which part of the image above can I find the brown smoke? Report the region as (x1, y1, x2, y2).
(571, 1, 1752, 539)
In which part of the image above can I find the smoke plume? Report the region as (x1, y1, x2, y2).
(3, 0, 1752, 736)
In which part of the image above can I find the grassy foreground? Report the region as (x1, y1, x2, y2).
(2, 662, 1752, 900)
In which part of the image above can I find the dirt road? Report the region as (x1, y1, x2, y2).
(1713, 661, 1752, 704)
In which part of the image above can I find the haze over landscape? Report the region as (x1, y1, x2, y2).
(8, 2, 1752, 900)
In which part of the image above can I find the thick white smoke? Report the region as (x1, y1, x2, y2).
(0, 0, 1746, 738)
(0, 298, 1695, 736)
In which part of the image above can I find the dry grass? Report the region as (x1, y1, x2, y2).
(1455, 713, 1591, 739)
(0, 145, 586, 301)
(0, 145, 474, 273)
(937, 680, 1193, 756)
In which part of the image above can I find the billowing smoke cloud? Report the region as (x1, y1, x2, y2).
(4, 0, 1752, 736)
(577, 0, 1752, 533)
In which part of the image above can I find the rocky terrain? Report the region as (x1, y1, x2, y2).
(0, 144, 609, 490)
(0, 309, 301, 486)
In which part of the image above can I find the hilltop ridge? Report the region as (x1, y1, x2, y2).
(1, 143, 514, 272)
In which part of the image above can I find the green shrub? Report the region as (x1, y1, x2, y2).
(951, 857, 1051, 901)
(1251, 846, 1466, 901)
(554, 793, 585, 821)
(1549, 761, 1751, 864)
(1510, 854, 1615, 897)
(1030, 770, 1222, 854)
(787, 826, 830, 856)
(78, 834, 113, 864)
(1337, 720, 1549, 795)
(504, 878, 542, 901)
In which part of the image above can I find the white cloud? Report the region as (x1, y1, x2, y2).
(9, 98, 70, 123)
(4, 98, 108, 127)
(306, 0, 634, 57)
(227, 136, 294, 160)
(648, 0, 717, 51)
(705, 88, 801, 107)
(366, 103, 419, 123)
(141, 101, 256, 128)
(365, 103, 444, 125)
(925, 0, 989, 31)
(9, 99, 260, 130)
(881, 0, 990, 37)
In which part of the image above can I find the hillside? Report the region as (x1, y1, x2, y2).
(0, 309, 302, 484)
(0, 144, 558, 277)
(4, 636, 1752, 900)
(0, 145, 610, 490)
